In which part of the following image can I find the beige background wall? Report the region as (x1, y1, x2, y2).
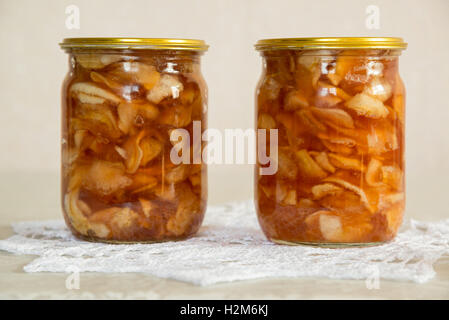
(0, 0, 448, 222)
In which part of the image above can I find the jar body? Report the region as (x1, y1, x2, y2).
(61, 49, 207, 242)
(255, 49, 405, 245)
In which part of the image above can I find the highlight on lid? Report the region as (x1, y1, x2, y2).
(60, 37, 209, 51)
(255, 37, 407, 51)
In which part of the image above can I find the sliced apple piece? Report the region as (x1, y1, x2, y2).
(365, 158, 383, 187)
(311, 183, 343, 200)
(311, 107, 354, 129)
(295, 149, 327, 179)
(70, 82, 122, 105)
(284, 90, 309, 111)
(346, 93, 389, 119)
(363, 77, 392, 102)
(146, 74, 183, 103)
(258, 113, 277, 129)
(327, 153, 363, 171)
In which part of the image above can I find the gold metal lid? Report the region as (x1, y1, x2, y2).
(255, 37, 407, 51)
(60, 38, 208, 51)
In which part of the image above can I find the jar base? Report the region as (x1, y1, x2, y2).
(74, 233, 193, 244)
(270, 238, 388, 248)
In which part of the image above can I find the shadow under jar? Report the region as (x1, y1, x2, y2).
(60, 38, 208, 243)
(254, 37, 407, 247)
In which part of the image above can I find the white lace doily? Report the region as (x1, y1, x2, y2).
(0, 200, 448, 286)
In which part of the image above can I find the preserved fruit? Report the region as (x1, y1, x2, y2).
(255, 38, 407, 245)
(60, 38, 208, 242)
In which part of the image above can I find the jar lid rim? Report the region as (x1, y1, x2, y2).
(255, 37, 407, 51)
(60, 38, 209, 51)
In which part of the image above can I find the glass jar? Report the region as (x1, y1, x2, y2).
(254, 37, 407, 246)
(60, 38, 208, 243)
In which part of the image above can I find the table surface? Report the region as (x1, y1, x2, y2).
(0, 172, 448, 299)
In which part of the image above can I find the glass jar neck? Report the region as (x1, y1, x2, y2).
(259, 48, 402, 58)
(68, 49, 202, 74)
(259, 49, 401, 75)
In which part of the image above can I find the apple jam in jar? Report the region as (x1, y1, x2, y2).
(60, 38, 208, 243)
(254, 38, 407, 246)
